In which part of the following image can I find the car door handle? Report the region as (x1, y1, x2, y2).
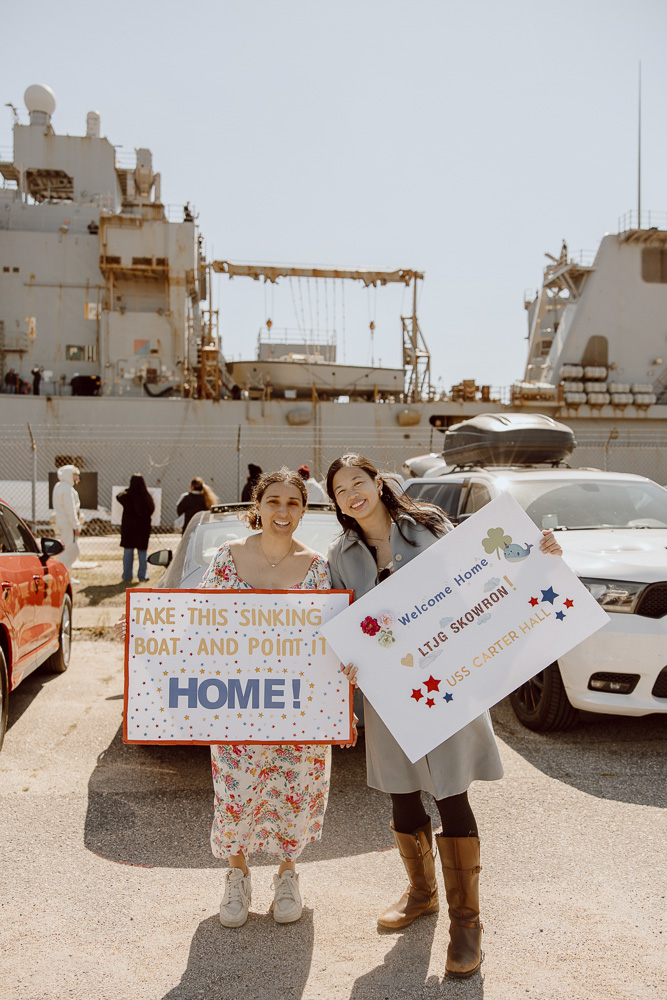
(33, 574, 42, 593)
(1, 581, 13, 600)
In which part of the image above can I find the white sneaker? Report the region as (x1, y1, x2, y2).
(271, 870, 303, 924)
(219, 868, 252, 928)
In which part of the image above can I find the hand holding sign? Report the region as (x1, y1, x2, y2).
(321, 494, 607, 763)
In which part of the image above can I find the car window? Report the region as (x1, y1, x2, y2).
(194, 518, 252, 567)
(0, 504, 39, 553)
(461, 482, 491, 514)
(508, 479, 667, 529)
(163, 512, 343, 589)
(193, 516, 341, 567)
(404, 482, 463, 520)
(0, 513, 14, 553)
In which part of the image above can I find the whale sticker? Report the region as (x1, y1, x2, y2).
(503, 542, 533, 562)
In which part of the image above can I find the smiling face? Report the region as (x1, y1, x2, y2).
(256, 481, 305, 538)
(331, 466, 382, 525)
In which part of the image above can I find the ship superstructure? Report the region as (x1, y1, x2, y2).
(0, 84, 207, 398)
(522, 223, 667, 409)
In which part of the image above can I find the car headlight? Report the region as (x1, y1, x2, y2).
(579, 577, 645, 613)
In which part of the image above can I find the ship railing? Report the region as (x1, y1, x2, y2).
(618, 209, 667, 233)
(568, 249, 596, 267)
(112, 202, 193, 223)
(444, 383, 512, 405)
(114, 151, 137, 169)
(0, 145, 14, 162)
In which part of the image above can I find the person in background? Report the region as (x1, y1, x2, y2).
(52, 464, 81, 575)
(297, 464, 327, 503)
(4, 368, 18, 394)
(326, 452, 563, 980)
(31, 367, 42, 396)
(176, 477, 218, 534)
(241, 463, 263, 502)
(117, 474, 155, 583)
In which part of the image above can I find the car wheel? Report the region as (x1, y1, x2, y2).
(0, 648, 8, 752)
(509, 662, 578, 732)
(45, 595, 72, 674)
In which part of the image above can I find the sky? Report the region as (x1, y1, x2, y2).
(3, 0, 667, 393)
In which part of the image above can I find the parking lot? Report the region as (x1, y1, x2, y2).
(1, 626, 665, 1000)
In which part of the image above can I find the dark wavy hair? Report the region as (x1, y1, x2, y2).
(325, 453, 447, 543)
(121, 473, 155, 516)
(242, 467, 308, 530)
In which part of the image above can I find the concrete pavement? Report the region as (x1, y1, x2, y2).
(1, 636, 665, 1000)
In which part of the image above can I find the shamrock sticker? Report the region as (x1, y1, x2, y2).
(482, 527, 512, 560)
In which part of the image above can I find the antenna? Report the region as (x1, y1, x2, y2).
(637, 60, 642, 229)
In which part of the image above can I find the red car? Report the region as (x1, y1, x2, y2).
(0, 500, 73, 750)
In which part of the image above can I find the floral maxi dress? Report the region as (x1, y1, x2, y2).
(200, 542, 332, 862)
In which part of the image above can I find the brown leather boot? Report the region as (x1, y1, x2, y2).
(377, 821, 439, 929)
(436, 835, 483, 978)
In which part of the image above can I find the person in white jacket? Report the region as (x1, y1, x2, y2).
(297, 464, 327, 503)
(52, 464, 81, 573)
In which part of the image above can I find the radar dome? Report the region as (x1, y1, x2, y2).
(24, 84, 56, 115)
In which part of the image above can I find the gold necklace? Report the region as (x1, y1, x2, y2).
(260, 539, 293, 568)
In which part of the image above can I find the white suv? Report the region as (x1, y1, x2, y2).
(403, 468, 667, 731)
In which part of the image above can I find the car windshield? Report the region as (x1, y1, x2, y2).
(507, 479, 667, 530)
(165, 507, 342, 587)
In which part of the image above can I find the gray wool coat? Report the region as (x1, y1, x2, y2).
(327, 515, 504, 798)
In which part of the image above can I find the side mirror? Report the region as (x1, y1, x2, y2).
(41, 537, 64, 558)
(148, 549, 173, 568)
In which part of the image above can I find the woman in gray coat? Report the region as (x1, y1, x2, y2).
(326, 453, 562, 979)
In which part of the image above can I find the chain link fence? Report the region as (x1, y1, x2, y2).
(2, 420, 666, 582)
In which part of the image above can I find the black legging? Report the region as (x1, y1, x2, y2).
(390, 790, 478, 839)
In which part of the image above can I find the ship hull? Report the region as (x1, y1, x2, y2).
(2, 397, 665, 526)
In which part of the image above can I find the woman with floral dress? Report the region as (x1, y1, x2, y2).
(199, 467, 355, 928)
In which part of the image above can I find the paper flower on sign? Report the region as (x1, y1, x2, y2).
(361, 614, 396, 648)
(361, 616, 380, 636)
(482, 527, 512, 560)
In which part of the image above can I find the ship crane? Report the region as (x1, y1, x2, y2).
(210, 261, 431, 401)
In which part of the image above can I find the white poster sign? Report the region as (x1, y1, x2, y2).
(111, 486, 162, 527)
(124, 588, 353, 745)
(320, 493, 609, 763)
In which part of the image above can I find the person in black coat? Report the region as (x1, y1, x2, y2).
(176, 477, 217, 534)
(241, 464, 263, 502)
(117, 474, 155, 583)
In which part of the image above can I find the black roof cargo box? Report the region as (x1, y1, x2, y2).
(442, 413, 576, 467)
